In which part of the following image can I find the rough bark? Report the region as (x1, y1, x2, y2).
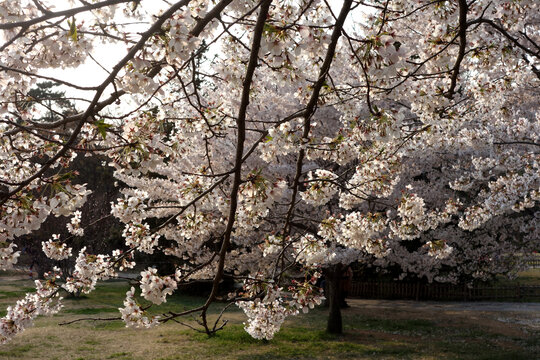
(326, 264, 343, 334)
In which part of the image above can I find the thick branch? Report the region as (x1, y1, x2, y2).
(0, 0, 139, 30)
(190, 0, 233, 37)
(282, 0, 353, 236)
(467, 18, 540, 59)
(200, 0, 273, 332)
(446, 0, 467, 98)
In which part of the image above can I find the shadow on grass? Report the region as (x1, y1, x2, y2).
(170, 313, 536, 360)
(176, 324, 416, 359)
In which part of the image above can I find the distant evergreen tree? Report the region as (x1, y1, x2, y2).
(22, 81, 77, 122)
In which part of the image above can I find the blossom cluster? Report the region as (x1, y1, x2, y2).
(63, 248, 116, 294)
(139, 268, 177, 305)
(0, 278, 62, 344)
(66, 211, 84, 237)
(235, 177, 288, 236)
(425, 240, 454, 260)
(122, 222, 160, 254)
(288, 273, 325, 313)
(300, 170, 338, 206)
(41, 235, 72, 261)
(111, 249, 136, 272)
(237, 298, 292, 340)
(111, 189, 149, 223)
(0, 243, 20, 270)
(119, 287, 160, 329)
(236, 285, 296, 341)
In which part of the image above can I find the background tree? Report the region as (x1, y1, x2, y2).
(21, 81, 77, 123)
(15, 154, 124, 282)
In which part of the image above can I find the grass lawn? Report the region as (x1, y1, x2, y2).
(493, 268, 540, 287)
(0, 274, 538, 360)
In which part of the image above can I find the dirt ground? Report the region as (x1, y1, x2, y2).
(347, 298, 540, 336)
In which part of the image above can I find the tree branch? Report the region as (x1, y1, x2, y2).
(199, 0, 273, 334)
(446, 0, 468, 98)
(0, 0, 139, 30)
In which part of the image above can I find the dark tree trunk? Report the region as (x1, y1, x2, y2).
(326, 264, 343, 334)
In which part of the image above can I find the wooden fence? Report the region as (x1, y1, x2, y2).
(527, 258, 540, 269)
(350, 281, 540, 301)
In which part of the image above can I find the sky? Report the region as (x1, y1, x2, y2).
(39, 0, 171, 107)
(35, 0, 362, 110)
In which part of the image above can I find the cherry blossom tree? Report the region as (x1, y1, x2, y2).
(1, 0, 539, 343)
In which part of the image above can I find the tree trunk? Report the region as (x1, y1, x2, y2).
(326, 264, 343, 334)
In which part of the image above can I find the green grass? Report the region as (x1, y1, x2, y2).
(350, 317, 436, 333)
(178, 324, 405, 359)
(493, 268, 540, 286)
(0, 276, 538, 359)
(65, 307, 119, 315)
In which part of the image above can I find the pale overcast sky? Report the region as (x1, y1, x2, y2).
(37, 0, 360, 110)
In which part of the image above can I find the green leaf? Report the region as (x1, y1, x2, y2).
(68, 17, 78, 42)
(94, 119, 112, 140)
(56, 172, 75, 182)
(263, 23, 277, 35)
